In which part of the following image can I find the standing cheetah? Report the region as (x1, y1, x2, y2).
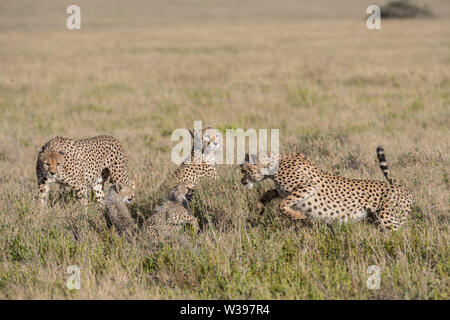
(36, 135, 135, 207)
(240, 146, 413, 230)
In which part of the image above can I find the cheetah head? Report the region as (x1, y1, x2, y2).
(190, 126, 220, 155)
(38, 149, 65, 180)
(170, 182, 195, 205)
(240, 165, 263, 190)
(111, 181, 135, 203)
(240, 153, 279, 190)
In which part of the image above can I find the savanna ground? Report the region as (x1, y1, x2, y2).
(0, 0, 448, 299)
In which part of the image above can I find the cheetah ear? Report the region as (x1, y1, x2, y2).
(190, 129, 203, 151)
(243, 153, 257, 165)
(260, 156, 279, 176)
(261, 165, 279, 176)
(189, 128, 199, 141)
(115, 183, 122, 192)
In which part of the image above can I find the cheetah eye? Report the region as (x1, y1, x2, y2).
(204, 135, 210, 141)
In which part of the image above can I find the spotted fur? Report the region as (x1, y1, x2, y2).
(240, 147, 413, 231)
(143, 182, 199, 240)
(145, 126, 219, 239)
(104, 182, 198, 241)
(36, 135, 134, 207)
(155, 126, 220, 201)
(172, 126, 219, 186)
(104, 183, 136, 234)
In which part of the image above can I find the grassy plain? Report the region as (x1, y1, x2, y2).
(0, 1, 448, 299)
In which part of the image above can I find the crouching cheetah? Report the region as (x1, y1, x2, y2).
(104, 182, 199, 240)
(143, 182, 199, 240)
(36, 135, 135, 207)
(240, 146, 413, 231)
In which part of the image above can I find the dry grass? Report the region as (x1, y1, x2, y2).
(0, 1, 449, 299)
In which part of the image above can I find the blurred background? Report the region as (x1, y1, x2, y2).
(1, 0, 449, 30)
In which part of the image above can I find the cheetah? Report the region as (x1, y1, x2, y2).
(172, 126, 220, 186)
(143, 182, 199, 240)
(155, 126, 220, 203)
(240, 146, 413, 230)
(36, 135, 135, 207)
(104, 183, 137, 234)
(104, 182, 198, 240)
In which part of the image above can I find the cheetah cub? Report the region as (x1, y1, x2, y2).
(240, 146, 413, 231)
(143, 182, 199, 240)
(36, 135, 135, 207)
(163, 126, 220, 189)
(154, 126, 220, 207)
(104, 183, 137, 235)
(104, 182, 199, 240)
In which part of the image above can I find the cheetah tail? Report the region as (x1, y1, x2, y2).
(376, 146, 394, 185)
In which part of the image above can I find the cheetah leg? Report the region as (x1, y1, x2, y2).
(168, 212, 199, 234)
(257, 189, 280, 214)
(279, 184, 316, 220)
(143, 222, 159, 239)
(182, 215, 199, 233)
(375, 189, 412, 231)
(280, 196, 307, 220)
(74, 186, 88, 207)
(58, 184, 66, 193)
(376, 205, 402, 231)
(38, 179, 52, 206)
(92, 176, 106, 207)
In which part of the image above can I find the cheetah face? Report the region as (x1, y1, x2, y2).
(240, 163, 265, 190)
(240, 153, 279, 189)
(113, 181, 135, 203)
(190, 127, 220, 155)
(170, 182, 195, 205)
(40, 150, 65, 180)
(202, 127, 220, 154)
